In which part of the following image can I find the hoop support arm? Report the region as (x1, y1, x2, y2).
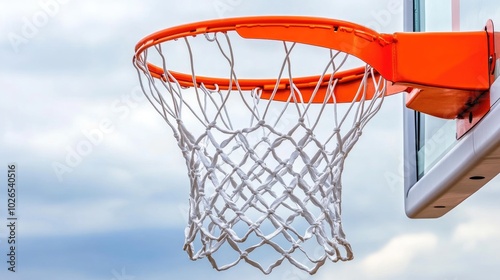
(235, 19, 497, 125)
(233, 18, 492, 91)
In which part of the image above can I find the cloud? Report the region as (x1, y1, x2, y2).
(360, 233, 438, 278)
(452, 208, 500, 251)
(21, 198, 188, 237)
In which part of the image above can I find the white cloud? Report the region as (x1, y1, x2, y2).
(452, 208, 500, 251)
(360, 233, 438, 278)
(3, 128, 69, 155)
(55, 1, 148, 44)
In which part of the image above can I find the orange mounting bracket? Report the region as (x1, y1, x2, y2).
(404, 20, 499, 139)
(455, 20, 499, 138)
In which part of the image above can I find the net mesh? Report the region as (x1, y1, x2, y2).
(134, 31, 387, 274)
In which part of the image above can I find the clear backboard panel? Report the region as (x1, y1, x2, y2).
(404, 0, 500, 218)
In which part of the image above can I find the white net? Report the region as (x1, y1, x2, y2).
(134, 31, 387, 274)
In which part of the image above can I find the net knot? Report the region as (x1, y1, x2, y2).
(249, 223, 259, 231)
(250, 188, 259, 195)
(234, 210, 244, 216)
(207, 121, 216, 129)
(267, 209, 275, 215)
(189, 169, 199, 177)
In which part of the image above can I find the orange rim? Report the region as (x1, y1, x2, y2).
(134, 16, 404, 101)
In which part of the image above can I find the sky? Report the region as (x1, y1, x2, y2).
(1, 0, 500, 279)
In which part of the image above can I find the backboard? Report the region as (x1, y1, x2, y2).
(404, 0, 500, 218)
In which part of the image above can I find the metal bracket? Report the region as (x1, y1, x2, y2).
(456, 20, 498, 139)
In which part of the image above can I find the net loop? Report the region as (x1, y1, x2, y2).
(134, 25, 387, 275)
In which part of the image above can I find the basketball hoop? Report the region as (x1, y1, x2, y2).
(133, 16, 497, 274)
